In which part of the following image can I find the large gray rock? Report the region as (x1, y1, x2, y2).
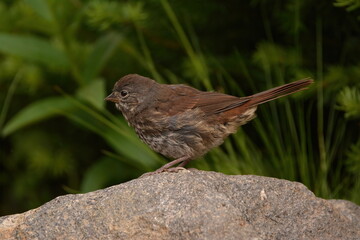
(1, 170, 359, 240)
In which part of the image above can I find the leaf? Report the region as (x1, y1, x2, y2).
(66, 110, 162, 171)
(76, 79, 106, 110)
(2, 97, 75, 136)
(346, 139, 360, 174)
(0, 34, 69, 69)
(24, 0, 54, 22)
(336, 87, 360, 118)
(82, 32, 122, 83)
(80, 157, 140, 192)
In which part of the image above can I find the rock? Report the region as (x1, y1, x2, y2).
(0, 170, 359, 240)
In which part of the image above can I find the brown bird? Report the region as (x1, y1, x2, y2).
(106, 74, 313, 176)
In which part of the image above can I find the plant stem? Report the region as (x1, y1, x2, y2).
(316, 16, 328, 196)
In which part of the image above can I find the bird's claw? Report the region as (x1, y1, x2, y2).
(139, 167, 188, 178)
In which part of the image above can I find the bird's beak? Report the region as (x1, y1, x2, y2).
(105, 92, 119, 103)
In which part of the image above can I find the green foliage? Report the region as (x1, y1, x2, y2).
(80, 157, 142, 192)
(345, 139, 360, 203)
(2, 97, 74, 136)
(336, 87, 360, 118)
(0, 0, 359, 215)
(335, 0, 360, 20)
(86, 1, 147, 30)
(82, 33, 123, 84)
(0, 34, 69, 69)
(334, 0, 360, 11)
(347, 139, 360, 173)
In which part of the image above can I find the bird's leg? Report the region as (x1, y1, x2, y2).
(177, 158, 191, 167)
(156, 156, 189, 172)
(139, 156, 190, 178)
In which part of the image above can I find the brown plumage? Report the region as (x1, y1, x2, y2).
(106, 74, 313, 176)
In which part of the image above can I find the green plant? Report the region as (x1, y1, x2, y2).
(1, 0, 359, 215)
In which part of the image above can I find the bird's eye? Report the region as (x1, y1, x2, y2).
(120, 90, 128, 98)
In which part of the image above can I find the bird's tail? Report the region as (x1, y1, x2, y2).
(247, 78, 313, 107)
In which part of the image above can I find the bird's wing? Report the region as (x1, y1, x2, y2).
(155, 84, 250, 116)
(194, 92, 250, 114)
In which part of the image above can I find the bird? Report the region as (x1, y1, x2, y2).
(105, 74, 313, 176)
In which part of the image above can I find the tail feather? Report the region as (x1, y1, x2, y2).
(248, 78, 313, 107)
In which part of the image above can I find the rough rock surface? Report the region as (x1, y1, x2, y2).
(1, 170, 359, 240)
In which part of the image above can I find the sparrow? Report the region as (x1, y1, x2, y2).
(106, 74, 313, 175)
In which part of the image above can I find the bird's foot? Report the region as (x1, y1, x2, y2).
(139, 156, 192, 178)
(139, 167, 189, 178)
(164, 167, 187, 173)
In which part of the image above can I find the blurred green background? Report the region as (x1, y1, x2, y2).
(1, 0, 360, 216)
